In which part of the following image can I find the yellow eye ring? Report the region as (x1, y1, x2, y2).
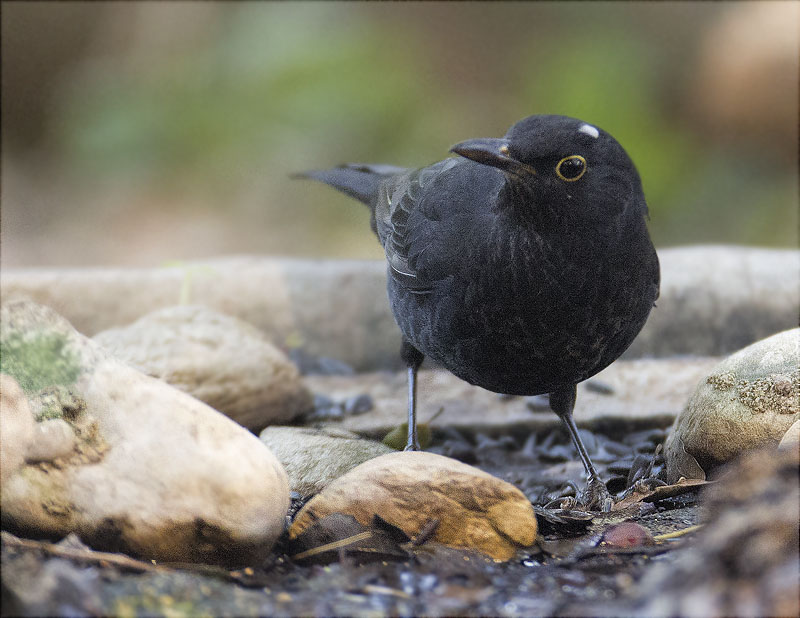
(555, 155, 587, 182)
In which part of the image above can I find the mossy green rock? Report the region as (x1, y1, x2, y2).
(1, 300, 289, 565)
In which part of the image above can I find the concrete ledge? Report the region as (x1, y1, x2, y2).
(1, 246, 797, 370)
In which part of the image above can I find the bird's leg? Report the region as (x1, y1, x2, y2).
(549, 385, 612, 512)
(400, 339, 425, 451)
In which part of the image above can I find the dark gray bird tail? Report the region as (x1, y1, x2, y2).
(294, 163, 407, 206)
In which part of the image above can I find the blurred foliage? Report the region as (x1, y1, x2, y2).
(1, 2, 797, 266)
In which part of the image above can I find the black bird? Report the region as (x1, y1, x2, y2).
(300, 115, 660, 510)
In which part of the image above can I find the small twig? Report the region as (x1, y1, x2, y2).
(653, 524, 703, 542)
(362, 584, 411, 599)
(2, 532, 244, 582)
(290, 530, 373, 561)
(1, 531, 165, 574)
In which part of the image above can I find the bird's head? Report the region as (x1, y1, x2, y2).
(450, 115, 646, 224)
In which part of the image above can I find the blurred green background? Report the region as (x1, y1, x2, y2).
(2, 1, 797, 267)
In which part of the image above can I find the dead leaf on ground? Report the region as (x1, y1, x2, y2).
(612, 478, 712, 511)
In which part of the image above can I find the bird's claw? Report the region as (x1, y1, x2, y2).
(580, 477, 614, 512)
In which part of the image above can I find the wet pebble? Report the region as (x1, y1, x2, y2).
(307, 392, 374, 420)
(607, 457, 636, 476)
(520, 433, 538, 458)
(474, 433, 518, 451)
(576, 429, 598, 454)
(599, 522, 654, 548)
(525, 394, 551, 412)
(605, 476, 629, 494)
(623, 428, 667, 447)
(596, 438, 633, 458)
(343, 393, 374, 415)
(290, 349, 356, 376)
(438, 441, 478, 464)
(585, 380, 615, 395)
(431, 428, 477, 462)
(309, 394, 344, 419)
(626, 454, 654, 487)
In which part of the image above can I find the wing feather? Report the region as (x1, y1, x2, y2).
(373, 159, 461, 293)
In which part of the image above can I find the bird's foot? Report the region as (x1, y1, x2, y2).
(579, 477, 613, 512)
(403, 441, 421, 452)
(543, 479, 612, 512)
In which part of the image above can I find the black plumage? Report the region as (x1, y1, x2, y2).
(301, 114, 660, 510)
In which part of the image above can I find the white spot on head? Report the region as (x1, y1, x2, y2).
(578, 124, 600, 139)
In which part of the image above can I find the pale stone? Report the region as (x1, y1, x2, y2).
(289, 451, 537, 561)
(665, 328, 800, 482)
(0, 300, 289, 565)
(26, 419, 76, 463)
(0, 375, 35, 484)
(93, 305, 312, 431)
(259, 426, 393, 496)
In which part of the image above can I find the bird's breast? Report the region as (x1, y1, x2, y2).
(389, 223, 657, 395)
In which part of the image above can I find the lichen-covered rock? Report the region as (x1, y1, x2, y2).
(665, 328, 799, 482)
(0, 301, 289, 565)
(289, 451, 537, 561)
(93, 305, 312, 431)
(259, 426, 393, 496)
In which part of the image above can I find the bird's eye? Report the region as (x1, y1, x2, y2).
(555, 155, 586, 182)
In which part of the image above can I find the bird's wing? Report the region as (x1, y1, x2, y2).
(373, 158, 462, 294)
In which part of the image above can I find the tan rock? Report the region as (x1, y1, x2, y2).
(665, 328, 800, 482)
(93, 305, 312, 431)
(289, 451, 537, 561)
(0, 300, 289, 565)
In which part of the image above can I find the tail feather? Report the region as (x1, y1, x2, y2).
(294, 164, 407, 206)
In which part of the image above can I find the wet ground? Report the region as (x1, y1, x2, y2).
(2, 420, 711, 617)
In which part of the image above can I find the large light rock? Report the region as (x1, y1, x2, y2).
(2, 248, 797, 369)
(665, 328, 799, 482)
(289, 451, 537, 561)
(93, 305, 312, 431)
(0, 301, 289, 565)
(259, 426, 393, 496)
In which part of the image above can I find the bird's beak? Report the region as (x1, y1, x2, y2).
(450, 138, 534, 176)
